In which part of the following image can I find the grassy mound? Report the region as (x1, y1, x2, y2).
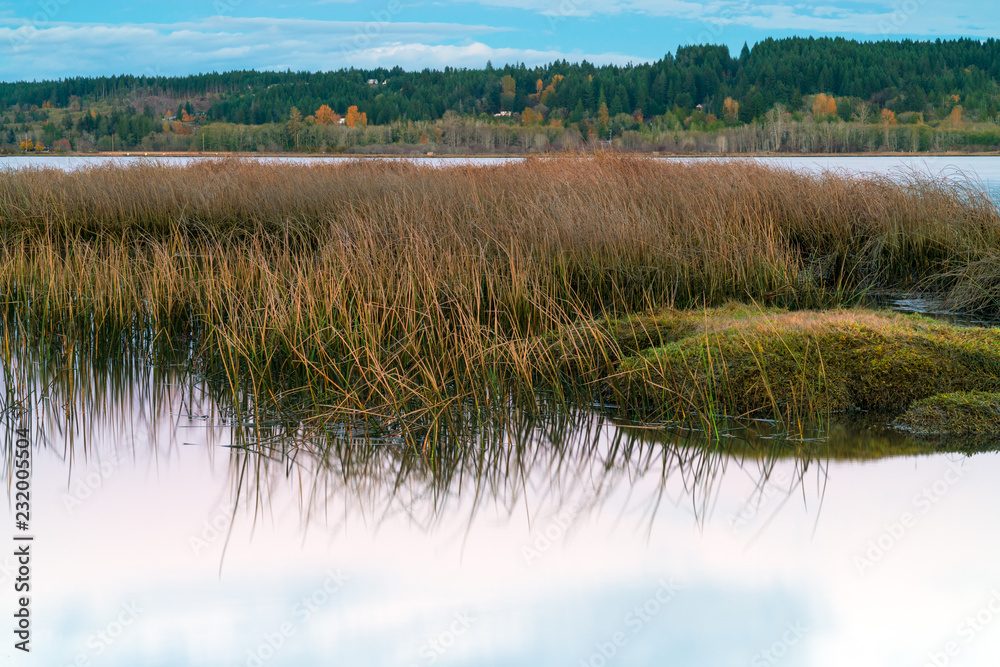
(614, 306, 1000, 421)
(4, 158, 1000, 429)
(894, 391, 1000, 435)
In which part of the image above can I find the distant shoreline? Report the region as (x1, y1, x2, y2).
(6, 150, 1000, 159)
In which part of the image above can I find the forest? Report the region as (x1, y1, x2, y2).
(5, 37, 1000, 154)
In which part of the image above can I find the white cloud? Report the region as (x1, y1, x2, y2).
(0, 16, 498, 78)
(455, 0, 992, 36)
(721, 2, 993, 35)
(469, 0, 716, 18)
(339, 41, 648, 67)
(0, 16, 647, 79)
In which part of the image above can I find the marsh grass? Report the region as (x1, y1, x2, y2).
(3, 297, 994, 541)
(1, 156, 998, 431)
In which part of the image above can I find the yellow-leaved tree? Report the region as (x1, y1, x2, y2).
(949, 105, 964, 128)
(540, 74, 563, 104)
(880, 108, 897, 147)
(315, 104, 340, 125)
(345, 105, 368, 128)
(812, 93, 838, 119)
(723, 97, 740, 123)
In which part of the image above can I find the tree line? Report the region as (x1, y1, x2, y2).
(4, 37, 1000, 124)
(6, 37, 1000, 154)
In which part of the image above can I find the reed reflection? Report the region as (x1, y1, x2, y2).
(1, 318, 981, 555)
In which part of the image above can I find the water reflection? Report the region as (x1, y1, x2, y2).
(4, 326, 1000, 667)
(2, 321, 991, 542)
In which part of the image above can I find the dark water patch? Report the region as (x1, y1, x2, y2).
(873, 291, 1000, 327)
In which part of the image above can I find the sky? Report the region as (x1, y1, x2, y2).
(0, 0, 993, 81)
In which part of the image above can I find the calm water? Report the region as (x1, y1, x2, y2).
(3, 154, 1000, 666)
(1, 361, 999, 667)
(0, 155, 521, 170)
(4, 153, 1000, 186)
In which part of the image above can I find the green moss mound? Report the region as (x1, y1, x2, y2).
(894, 391, 1000, 435)
(607, 306, 1000, 420)
(538, 302, 785, 382)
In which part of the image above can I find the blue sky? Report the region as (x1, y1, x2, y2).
(0, 0, 992, 81)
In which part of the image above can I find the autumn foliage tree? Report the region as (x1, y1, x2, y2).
(315, 104, 340, 125)
(345, 105, 367, 128)
(879, 108, 897, 147)
(540, 74, 563, 104)
(598, 101, 610, 130)
(812, 93, 838, 119)
(949, 105, 964, 128)
(723, 97, 740, 123)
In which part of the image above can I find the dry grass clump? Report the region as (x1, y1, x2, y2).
(0, 156, 998, 425)
(619, 308, 1000, 422)
(939, 252, 1000, 314)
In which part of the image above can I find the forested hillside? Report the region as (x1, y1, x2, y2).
(4, 37, 1000, 154)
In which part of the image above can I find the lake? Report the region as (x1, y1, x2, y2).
(4, 153, 1000, 185)
(2, 155, 1000, 667)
